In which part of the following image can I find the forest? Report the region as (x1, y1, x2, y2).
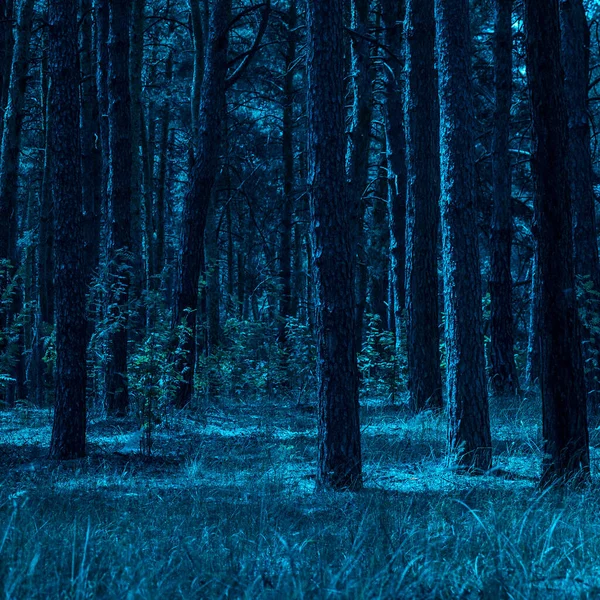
(2, 0, 600, 597)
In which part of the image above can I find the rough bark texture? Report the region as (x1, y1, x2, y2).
(346, 0, 372, 348)
(560, 0, 600, 411)
(48, 0, 87, 460)
(524, 0, 590, 485)
(80, 0, 101, 285)
(172, 0, 230, 408)
(436, 0, 492, 471)
(489, 0, 519, 397)
(105, 0, 133, 415)
(404, 0, 442, 412)
(380, 0, 406, 353)
(307, 0, 362, 490)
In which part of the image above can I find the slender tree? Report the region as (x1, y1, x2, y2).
(278, 0, 297, 346)
(560, 0, 600, 411)
(105, 0, 133, 415)
(489, 0, 519, 396)
(0, 0, 35, 404)
(172, 0, 231, 407)
(347, 0, 372, 346)
(380, 0, 406, 348)
(307, 0, 362, 490)
(48, 0, 87, 459)
(436, 0, 492, 471)
(524, 0, 590, 485)
(404, 0, 442, 412)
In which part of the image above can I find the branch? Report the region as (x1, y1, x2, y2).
(226, 1, 271, 90)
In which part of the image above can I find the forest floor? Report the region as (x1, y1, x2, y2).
(2, 395, 600, 599)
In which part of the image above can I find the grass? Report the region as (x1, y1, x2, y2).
(2, 395, 600, 598)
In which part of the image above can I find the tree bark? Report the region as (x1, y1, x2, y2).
(105, 0, 133, 415)
(48, 0, 87, 459)
(307, 0, 362, 490)
(404, 0, 443, 412)
(347, 0, 372, 348)
(380, 0, 406, 354)
(489, 0, 519, 396)
(436, 0, 492, 471)
(560, 0, 600, 411)
(524, 0, 590, 485)
(172, 0, 230, 408)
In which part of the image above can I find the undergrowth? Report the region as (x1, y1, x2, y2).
(1, 396, 600, 599)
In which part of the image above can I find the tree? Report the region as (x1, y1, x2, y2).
(347, 0, 372, 346)
(105, 0, 133, 415)
(380, 0, 406, 350)
(172, 0, 270, 408)
(404, 0, 443, 412)
(172, 0, 230, 408)
(489, 0, 519, 396)
(0, 0, 35, 404)
(560, 0, 600, 411)
(307, 0, 362, 490)
(436, 0, 492, 471)
(48, 0, 87, 460)
(524, 0, 590, 485)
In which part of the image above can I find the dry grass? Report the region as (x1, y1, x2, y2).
(2, 395, 600, 598)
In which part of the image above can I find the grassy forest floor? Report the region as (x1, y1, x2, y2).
(2, 395, 600, 598)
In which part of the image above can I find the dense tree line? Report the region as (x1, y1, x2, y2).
(0, 0, 599, 487)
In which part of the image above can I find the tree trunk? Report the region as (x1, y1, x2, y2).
(0, 0, 35, 405)
(404, 0, 443, 412)
(105, 0, 133, 415)
(489, 0, 519, 396)
(307, 0, 362, 490)
(172, 0, 230, 408)
(524, 0, 590, 485)
(346, 0, 372, 348)
(436, 0, 492, 471)
(560, 0, 600, 412)
(380, 0, 406, 354)
(278, 0, 297, 346)
(129, 0, 146, 319)
(80, 0, 101, 285)
(48, 0, 87, 459)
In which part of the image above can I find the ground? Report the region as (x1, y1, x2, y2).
(2, 396, 600, 599)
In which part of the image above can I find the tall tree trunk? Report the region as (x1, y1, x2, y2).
(524, 0, 590, 485)
(129, 0, 145, 320)
(0, 0, 15, 144)
(404, 0, 443, 412)
(380, 0, 406, 354)
(0, 0, 35, 405)
(278, 0, 297, 346)
(105, 0, 133, 415)
(94, 0, 110, 255)
(436, 0, 492, 471)
(190, 0, 204, 136)
(172, 0, 230, 408)
(489, 0, 519, 396)
(153, 49, 173, 281)
(560, 0, 600, 411)
(307, 0, 362, 490)
(80, 0, 101, 285)
(48, 0, 87, 459)
(346, 0, 372, 348)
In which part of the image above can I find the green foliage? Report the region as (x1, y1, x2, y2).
(576, 274, 600, 390)
(129, 326, 184, 456)
(358, 313, 402, 402)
